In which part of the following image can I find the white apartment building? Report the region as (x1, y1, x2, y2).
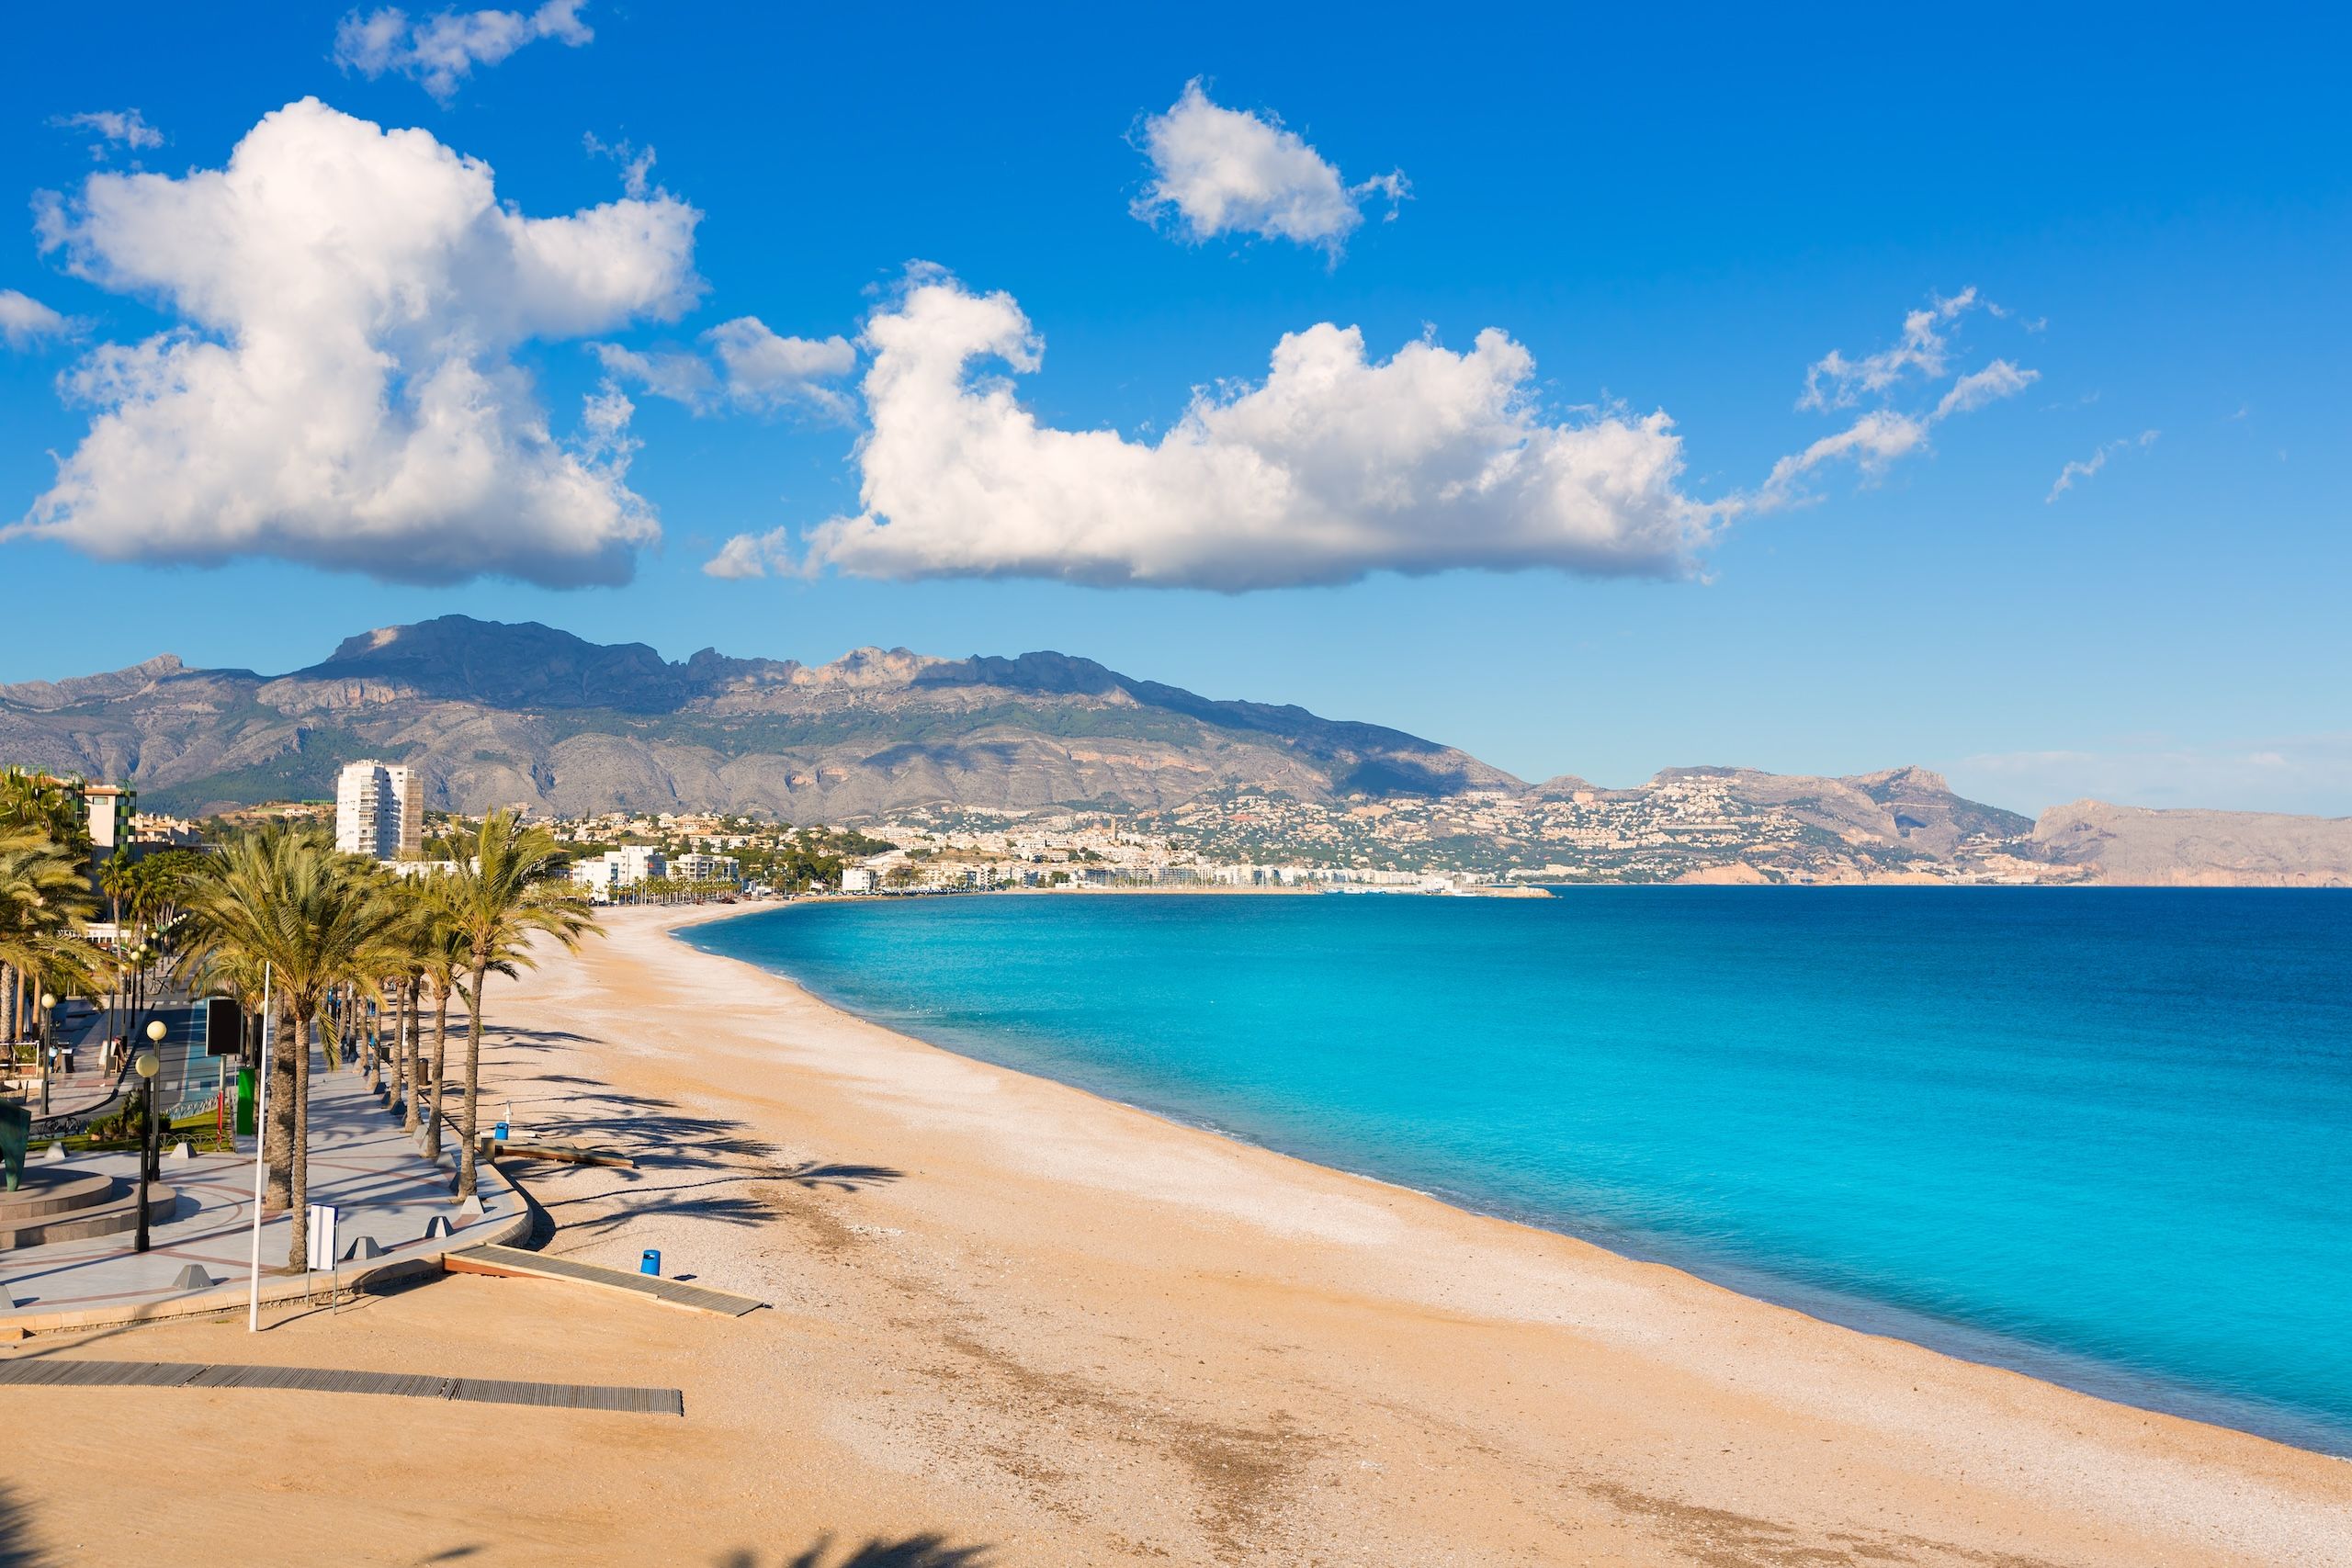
(671, 852, 741, 886)
(334, 761, 424, 862)
(571, 845, 667, 900)
(840, 866, 876, 894)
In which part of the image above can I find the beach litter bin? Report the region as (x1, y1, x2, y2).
(640, 1249, 661, 1277)
(493, 1121, 509, 1141)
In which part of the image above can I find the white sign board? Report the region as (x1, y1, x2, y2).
(305, 1203, 338, 1271)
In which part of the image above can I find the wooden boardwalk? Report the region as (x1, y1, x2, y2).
(0, 1356, 682, 1415)
(444, 1243, 766, 1317)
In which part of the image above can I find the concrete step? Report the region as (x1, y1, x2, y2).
(0, 1168, 120, 1222)
(0, 1185, 178, 1250)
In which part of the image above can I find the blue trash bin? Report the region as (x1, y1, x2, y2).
(493, 1121, 509, 1141)
(640, 1248, 661, 1277)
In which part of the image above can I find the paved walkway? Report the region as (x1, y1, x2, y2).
(2, 1055, 527, 1330)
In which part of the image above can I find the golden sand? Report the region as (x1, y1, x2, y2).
(2, 903, 2345, 1565)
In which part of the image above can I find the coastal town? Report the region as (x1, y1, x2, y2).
(535, 768, 2081, 898)
(67, 758, 2084, 909)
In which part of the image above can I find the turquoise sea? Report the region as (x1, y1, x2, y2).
(681, 889, 2352, 1453)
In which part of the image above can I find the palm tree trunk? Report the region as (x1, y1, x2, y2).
(424, 980, 450, 1157)
(458, 958, 489, 1201)
(288, 1004, 311, 1272)
(392, 978, 411, 1122)
(401, 976, 421, 1127)
(263, 1006, 297, 1213)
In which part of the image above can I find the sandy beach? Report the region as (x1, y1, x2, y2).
(2, 901, 2346, 1566)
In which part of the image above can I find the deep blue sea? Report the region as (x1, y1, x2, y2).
(681, 889, 2352, 1453)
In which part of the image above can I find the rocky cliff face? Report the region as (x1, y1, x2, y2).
(0, 615, 1518, 819)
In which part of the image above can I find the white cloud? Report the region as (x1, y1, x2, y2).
(11, 97, 699, 587)
(589, 342, 715, 407)
(2047, 429, 2158, 502)
(582, 130, 656, 198)
(334, 1, 593, 102)
(1131, 80, 1406, 256)
(1758, 410, 1929, 499)
(704, 317, 855, 413)
(769, 269, 1712, 592)
(594, 316, 854, 419)
(1935, 359, 2037, 419)
(53, 110, 164, 158)
(1765, 289, 2036, 505)
(0, 289, 74, 350)
(1798, 288, 1983, 411)
(701, 527, 792, 580)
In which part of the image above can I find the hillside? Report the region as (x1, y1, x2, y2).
(7, 615, 2340, 886)
(2032, 801, 2352, 887)
(0, 616, 1519, 820)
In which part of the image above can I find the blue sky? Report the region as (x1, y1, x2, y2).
(1, 3, 2346, 815)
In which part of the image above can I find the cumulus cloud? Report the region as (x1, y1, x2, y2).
(0, 289, 74, 350)
(762, 269, 1712, 592)
(334, 1, 593, 102)
(11, 97, 700, 586)
(1762, 289, 2036, 505)
(53, 109, 164, 158)
(2047, 429, 2158, 502)
(1131, 80, 1406, 256)
(701, 527, 793, 580)
(594, 316, 854, 419)
(705, 318, 855, 412)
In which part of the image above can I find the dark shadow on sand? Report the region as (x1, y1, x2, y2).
(716, 1535, 991, 1568)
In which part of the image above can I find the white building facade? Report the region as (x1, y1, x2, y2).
(334, 761, 424, 862)
(671, 852, 741, 885)
(571, 846, 667, 900)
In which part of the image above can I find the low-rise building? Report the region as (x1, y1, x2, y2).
(571, 845, 667, 900)
(672, 852, 741, 885)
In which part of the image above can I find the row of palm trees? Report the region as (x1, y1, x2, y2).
(601, 874, 741, 905)
(1, 772, 99, 1058)
(171, 810, 598, 1271)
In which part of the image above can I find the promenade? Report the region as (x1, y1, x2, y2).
(3, 1053, 526, 1331)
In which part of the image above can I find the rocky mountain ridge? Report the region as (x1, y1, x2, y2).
(2, 616, 2342, 885)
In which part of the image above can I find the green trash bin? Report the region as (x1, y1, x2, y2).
(236, 1066, 257, 1136)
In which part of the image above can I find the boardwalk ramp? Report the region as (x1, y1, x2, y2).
(443, 1243, 765, 1317)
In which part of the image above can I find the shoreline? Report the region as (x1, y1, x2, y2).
(674, 897, 2345, 1460)
(610, 898, 2352, 1563)
(6, 897, 2343, 1563)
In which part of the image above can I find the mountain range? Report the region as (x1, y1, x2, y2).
(1, 615, 2344, 886)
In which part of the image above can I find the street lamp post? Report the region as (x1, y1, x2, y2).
(141, 1017, 167, 1184)
(38, 991, 56, 1114)
(132, 1036, 162, 1254)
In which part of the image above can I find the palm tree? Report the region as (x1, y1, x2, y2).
(0, 829, 96, 1078)
(413, 880, 472, 1156)
(175, 827, 401, 1269)
(438, 812, 598, 1200)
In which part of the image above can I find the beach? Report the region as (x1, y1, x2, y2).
(2, 902, 2346, 1566)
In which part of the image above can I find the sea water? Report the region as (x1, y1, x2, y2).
(682, 889, 2352, 1453)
